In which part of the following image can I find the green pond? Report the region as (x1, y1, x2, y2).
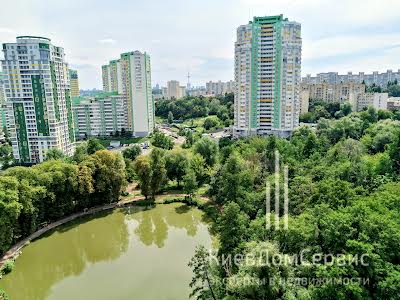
(0, 203, 213, 300)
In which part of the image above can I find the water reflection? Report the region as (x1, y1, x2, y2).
(0, 204, 211, 300)
(127, 204, 201, 248)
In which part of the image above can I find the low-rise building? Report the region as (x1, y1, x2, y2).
(356, 93, 388, 111)
(387, 97, 400, 111)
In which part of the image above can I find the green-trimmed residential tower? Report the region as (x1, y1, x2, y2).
(102, 51, 154, 137)
(1, 36, 75, 163)
(233, 15, 302, 137)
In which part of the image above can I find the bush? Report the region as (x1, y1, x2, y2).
(1, 260, 14, 275)
(0, 288, 9, 300)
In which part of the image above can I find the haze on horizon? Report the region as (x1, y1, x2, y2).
(1, 0, 399, 89)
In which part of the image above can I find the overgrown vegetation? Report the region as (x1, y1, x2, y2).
(189, 106, 400, 299)
(155, 94, 234, 127)
(0, 147, 126, 256)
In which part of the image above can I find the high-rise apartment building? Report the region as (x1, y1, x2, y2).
(73, 93, 128, 138)
(206, 80, 235, 95)
(303, 70, 400, 87)
(233, 15, 302, 137)
(1, 36, 75, 163)
(301, 82, 365, 107)
(0, 71, 7, 131)
(102, 51, 154, 137)
(300, 82, 388, 112)
(167, 80, 183, 99)
(69, 69, 80, 97)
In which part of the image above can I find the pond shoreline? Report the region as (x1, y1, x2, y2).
(0, 192, 209, 271)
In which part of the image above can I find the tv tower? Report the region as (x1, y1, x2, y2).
(187, 71, 191, 90)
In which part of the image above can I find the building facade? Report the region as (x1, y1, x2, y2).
(1, 36, 75, 163)
(69, 69, 80, 97)
(0, 72, 7, 131)
(300, 82, 365, 109)
(102, 51, 154, 137)
(300, 82, 388, 112)
(73, 93, 128, 138)
(206, 80, 235, 95)
(356, 93, 388, 111)
(233, 15, 302, 137)
(166, 80, 182, 99)
(387, 97, 400, 111)
(303, 70, 400, 87)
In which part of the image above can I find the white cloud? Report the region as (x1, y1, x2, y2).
(98, 38, 116, 44)
(0, 27, 15, 33)
(303, 33, 400, 60)
(2, 0, 400, 88)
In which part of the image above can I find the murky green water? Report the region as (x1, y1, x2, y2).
(0, 203, 212, 300)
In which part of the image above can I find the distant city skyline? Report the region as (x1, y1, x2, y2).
(1, 0, 400, 89)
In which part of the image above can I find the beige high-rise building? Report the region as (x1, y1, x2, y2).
(167, 80, 181, 99)
(233, 15, 302, 137)
(69, 69, 80, 97)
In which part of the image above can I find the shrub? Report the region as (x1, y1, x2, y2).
(1, 260, 14, 275)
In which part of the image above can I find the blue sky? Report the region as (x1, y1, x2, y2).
(1, 0, 400, 89)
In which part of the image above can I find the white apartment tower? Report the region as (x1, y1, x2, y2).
(1, 36, 75, 163)
(102, 51, 154, 137)
(234, 15, 302, 137)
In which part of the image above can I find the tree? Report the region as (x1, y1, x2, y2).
(340, 101, 352, 116)
(133, 155, 152, 199)
(73, 143, 88, 163)
(45, 148, 65, 160)
(216, 202, 249, 256)
(389, 133, 400, 175)
(190, 154, 208, 184)
(122, 145, 142, 161)
(0, 144, 14, 169)
(167, 111, 174, 124)
(203, 117, 218, 130)
(194, 137, 218, 167)
(84, 150, 126, 204)
(165, 149, 189, 186)
(183, 169, 197, 197)
(152, 131, 174, 150)
(188, 245, 217, 300)
(87, 138, 105, 154)
(0, 288, 9, 300)
(388, 84, 400, 97)
(149, 148, 167, 198)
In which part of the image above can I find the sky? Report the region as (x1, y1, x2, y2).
(1, 0, 400, 89)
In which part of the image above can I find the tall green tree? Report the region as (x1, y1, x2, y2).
(183, 169, 197, 198)
(167, 111, 174, 124)
(133, 155, 152, 199)
(86, 138, 105, 154)
(152, 131, 174, 150)
(122, 145, 142, 161)
(165, 149, 189, 187)
(194, 137, 218, 167)
(149, 148, 167, 198)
